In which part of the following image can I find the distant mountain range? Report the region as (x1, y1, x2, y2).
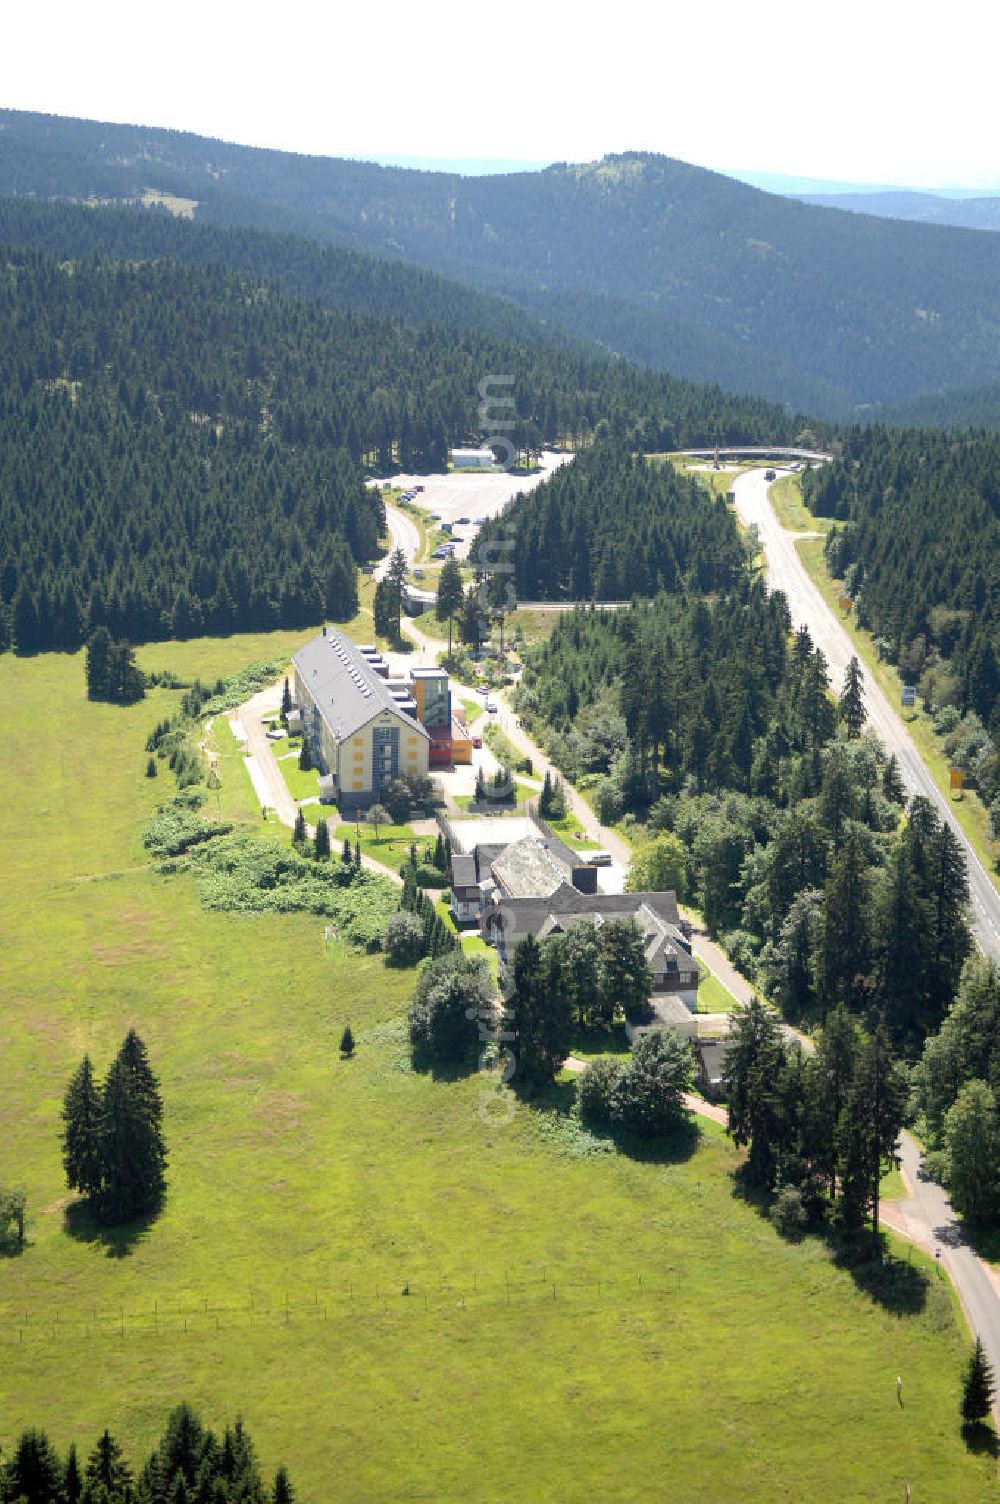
(796, 190, 1000, 233)
(6, 110, 1000, 419)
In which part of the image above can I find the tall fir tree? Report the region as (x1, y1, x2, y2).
(838, 656, 867, 738)
(838, 1018, 907, 1246)
(435, 556, 464, 656)
(62, 1055, 104, 1201)
(961, 1336, 995, 1426)
(511, 934, 572, 1094)
(84, 1429, 133, 1496)
(100, 1031, 167, 1223)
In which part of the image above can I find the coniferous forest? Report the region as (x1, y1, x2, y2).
(473, 445, 747, 599)
(806, 427, 1000, 736)
(0, 233, 816, 655)
(0, 1402, 293, 1504)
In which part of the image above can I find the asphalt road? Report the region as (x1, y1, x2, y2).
(738, 466, 1000, 1374)
(734, 467, 1000, 962)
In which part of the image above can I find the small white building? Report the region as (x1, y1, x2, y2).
(451, 447, 495, 470)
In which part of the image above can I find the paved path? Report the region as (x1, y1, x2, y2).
(231, 681, 401, 884)
(734, 466, 1000, 961)
(883, 1135, 1000, 1386)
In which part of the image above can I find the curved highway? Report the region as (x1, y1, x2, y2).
(734, 467, 1000, 963)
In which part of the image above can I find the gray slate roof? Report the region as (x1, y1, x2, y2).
(293, 630, 429, 744)
(451, 853, 478, 890)
(491, 836, 573, 900)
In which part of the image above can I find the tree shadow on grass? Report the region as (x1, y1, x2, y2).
(408, 1044, 481, 1084)
(961, 1421, 999, 1458)
(64, 1198, 160, 1260)
(730, 1168, 930, 1316)
(824, 1230, 930, 1316)
(568, 1024, 630, 1059)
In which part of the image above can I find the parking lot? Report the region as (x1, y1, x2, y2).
(370, 449, 571, 560)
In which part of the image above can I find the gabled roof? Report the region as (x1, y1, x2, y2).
(293, 629, 429, 744)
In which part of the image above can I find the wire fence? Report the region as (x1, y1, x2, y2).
(0, 1259, 787, 1350)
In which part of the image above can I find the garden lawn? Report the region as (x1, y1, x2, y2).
(333, 822, 420, 873)
(275, 753, 322, 805)
(0, 642, 994, 1502)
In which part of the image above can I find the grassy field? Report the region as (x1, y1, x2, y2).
(0, 640, 995, 1500)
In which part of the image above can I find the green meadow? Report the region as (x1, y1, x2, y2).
(0, 639, 994, 1500)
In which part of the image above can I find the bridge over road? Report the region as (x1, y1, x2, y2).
(682, 446, 832, 464)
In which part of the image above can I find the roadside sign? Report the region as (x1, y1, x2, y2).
(950, 768, 965, 791)
(838, 596, 853, 613)
(901, 685, 917, 708)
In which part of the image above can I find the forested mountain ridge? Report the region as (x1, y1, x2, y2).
(0, 241, 809, 654)
(0, 194, 577, 352)
(798, 190, 1000, 234)
(8, 111, 1000, 415)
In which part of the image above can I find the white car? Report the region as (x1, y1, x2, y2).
(585, 850, 613, 866)
(486, 700, 498, 714)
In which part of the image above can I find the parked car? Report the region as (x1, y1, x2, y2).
(457, 515, 470, 524)
(475, 515, 489, 524)
(585, 850, 613, 867)
(414, 484, 425, 492)
(765, 468, 776, 481)
(486, 700, 498, 714)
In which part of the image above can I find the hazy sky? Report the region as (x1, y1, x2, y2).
(4, 0, 999, 189)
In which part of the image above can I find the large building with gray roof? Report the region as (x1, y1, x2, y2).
(293, 628, 429, 811)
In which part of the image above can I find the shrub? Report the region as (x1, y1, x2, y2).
(611, 1031, 695, 1137)
(409, 952, 493, 1066)
(576, 1059, 624, 1130)
(384, 910, 425, 966)
(340, 1025, 355, 1057)
(771, 1185, 808, 1240)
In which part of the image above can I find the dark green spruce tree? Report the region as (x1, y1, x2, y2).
(839, 656, 867, 738)
(838, 1018, 907, 1247)
(961, 1336, 995, 1427)
(62, 1055, 104, 1202)
(100, 1030, 167, 1223)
